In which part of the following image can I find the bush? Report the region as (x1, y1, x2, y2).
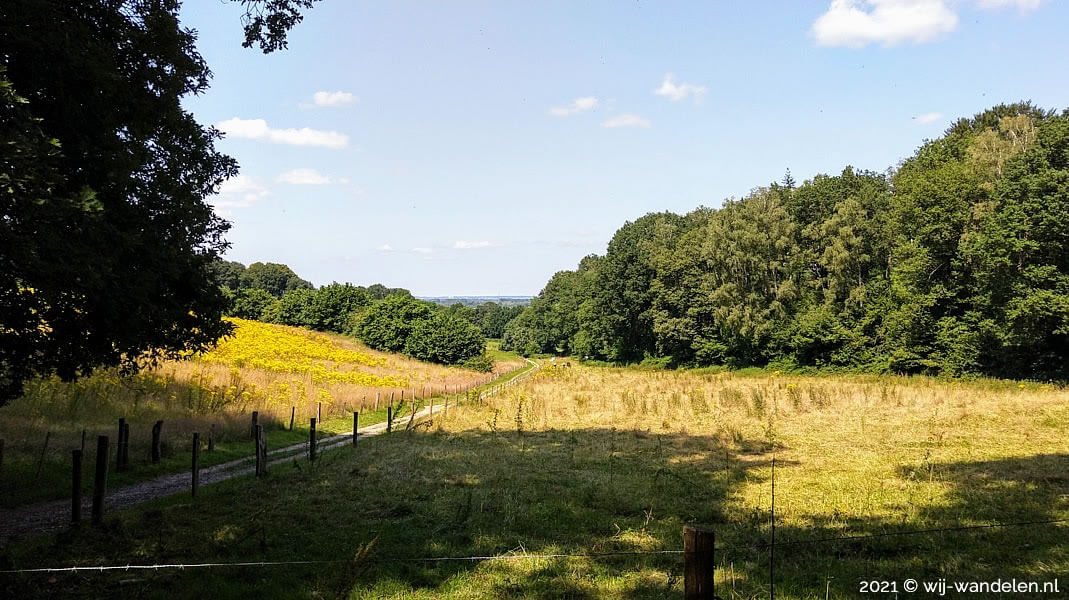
(356, 295, 434, 352)
(403, 313, 485, 365)
(461, 353, 494, 373)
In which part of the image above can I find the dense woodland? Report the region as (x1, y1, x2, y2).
(503, 104, 1069, 381)
(214, 260, 518, 370)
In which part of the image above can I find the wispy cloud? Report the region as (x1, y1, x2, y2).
(602, 113, 651, 129)
(276, 168, 347, 185)
(210, 175, 269, 214)
(653, 74, 706, 102)
(977, 0, 1042, 10)
(411, 247, 433, 254)
(912, 111, 943, 124)
(377, 244, 393, 251)
(549, 96, 599, 117)
(312, 91, 357, 106)
(454, 240, 493, 249)
(810, 0, 959, 47)
(216, 117, 348, 149)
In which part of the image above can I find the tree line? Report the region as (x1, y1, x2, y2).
(215, 260, 521, 370)
(504, 104, 1068, 381)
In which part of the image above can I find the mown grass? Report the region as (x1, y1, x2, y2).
(0, 321, 523, 508)
(1, 365, 1066, 599)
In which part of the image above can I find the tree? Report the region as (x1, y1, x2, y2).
(304, 282, 371, 333)
(211, 260, 247, 290)
(355, 295, 434, 353)
(240, 262, 312, 297)
(227, 288, 276, 320)
(403, 313, 485, 365)
(1, 1, 237, 404)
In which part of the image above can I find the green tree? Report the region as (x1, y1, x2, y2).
(355, 295, 435, 353)
(0, 2, 237, 404)
(240, 262, 312, 297)
(210, 260, 247, 290)
(227, 288, 276, 320)
(403, 313, 485, 365)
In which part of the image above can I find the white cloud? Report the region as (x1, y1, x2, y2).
(312, 91, 357, 106)
(811, 0, 958, 47)
(454, 240, 492, 249)
(653, 74, 706, 102)
(549, 96, 599, 117)
(602, 113, 651, 129)
(411, 247, 433, 254)
(977, 0, 1042, 10)
(210, 175, 269, 214)
(377, 244, 393, 251)
(276, 168, 346, 185)
(912, 111, 943, 123)
(216, 117, 348, 149)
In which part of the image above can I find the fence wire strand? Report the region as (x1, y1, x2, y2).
(2, 518, 1064, 575)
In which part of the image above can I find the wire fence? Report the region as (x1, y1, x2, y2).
(3, 517, 1064, 575)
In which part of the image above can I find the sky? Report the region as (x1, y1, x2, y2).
(180, 0, 1069, 296)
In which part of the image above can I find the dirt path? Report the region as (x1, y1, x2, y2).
(0, 357, 539, 545)
(0, 404, 441, 545)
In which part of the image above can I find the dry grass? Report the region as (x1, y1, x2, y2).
(3, 364, 1065, 598)
(0, 319, 524, 507)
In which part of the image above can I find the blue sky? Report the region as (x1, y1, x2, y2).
(181, 0, 1069, 296)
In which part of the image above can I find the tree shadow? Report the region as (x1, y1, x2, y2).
(1, 429, 1064, 599)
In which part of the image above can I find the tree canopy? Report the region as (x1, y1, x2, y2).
(0, 0, 238, 404)
(507, 104, 1069, 381)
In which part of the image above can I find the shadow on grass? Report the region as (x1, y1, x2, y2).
(0, 427, 1065, 599)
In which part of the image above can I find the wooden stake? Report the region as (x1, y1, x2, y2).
(387, 406, 392, 433)
(683, 526, 715, 600)
(151, 420, 163, 464)
(208, 424, 215, 452)
(34, 431, 51, 479)
(71, 449, 82, 524)
(289, 406, 295, 431)
(309, 418, 317, 461)
(91, 436, 108, 525)
(191, 432, 200, 498)
(352, 412, 359, 447)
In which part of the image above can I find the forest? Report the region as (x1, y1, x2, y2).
(503, 104, 1069, 381)
(215, 260, 520, 370)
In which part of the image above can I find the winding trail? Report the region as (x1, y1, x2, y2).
(0, 357, 539, 545)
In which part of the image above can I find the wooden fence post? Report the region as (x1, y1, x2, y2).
(289, 406, 295, 431)
(116, 418, 125, 471)
(118, 422, 129, 472)
(308, 418, 317, 461)
(151, 420, 162, 464)
(352, 412, 359, 447)
(317, 402, 322, 423)
(683, 525, 715, 600)
(251, 411, 259, 440)
(208, 423, 215, 452)
(259, 425, 267, 475)
(191, 432, 200, 498)
(255, 424, 265, 477)
(80, 429, 86, 453)
(386, 406, 392, 433)
(34, 431, 51, 479)
(91, 435, 108, 525)
(71, 449, 82, 524)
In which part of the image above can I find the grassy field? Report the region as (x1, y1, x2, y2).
(0, 319, 524, 508)
(1, 364, 1066, 598)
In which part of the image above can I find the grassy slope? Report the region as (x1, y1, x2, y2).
(1, 366, 1066, 599)
(0, 321, 521, 508)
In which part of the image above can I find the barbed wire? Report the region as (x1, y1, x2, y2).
(2, 518, 1064, 575)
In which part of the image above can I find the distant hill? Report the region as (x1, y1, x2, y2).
(419, 296, 532, 307)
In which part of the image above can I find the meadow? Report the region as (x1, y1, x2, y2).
(0, 318, 524, 507)
(2, 364, 1065, 598)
